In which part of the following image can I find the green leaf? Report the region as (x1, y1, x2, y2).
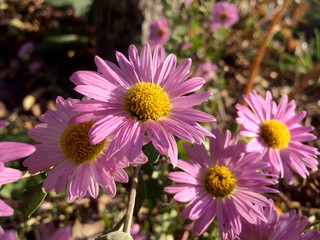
(95, 231, 133, 240)
(145, 177, 165, 211)
(20, 183, 47, 218)
(177, 140, 189, 160)
(134, 171, 146, 215)
(143, 143, 160, 165)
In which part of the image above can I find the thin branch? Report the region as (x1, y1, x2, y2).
(288, 59, 320, 100)
(123, 166, 140, 233)
(242, 0, 292, 103)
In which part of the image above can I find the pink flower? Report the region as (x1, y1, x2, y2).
(149, 18, 170, 48)
(41, 223, 72, 240)
(237, 200, 320, 240)
(236, 91, 319, 184)
(131, 224, 148, 240)
(181, 42, 191, 51)
(0, 121, 35, 217)
(24, 97, 147, 202)
(0, 226, 16, 240)
(196, 61, 217, 82)
(164, 128, 278, 239)
(28, 60, 42, 74)
(17, 41, 35, 59)
(211, 2, 239, 29)
(70, 44, 215, 167)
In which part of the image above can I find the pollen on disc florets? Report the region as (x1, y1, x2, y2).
(220, 13, 229, 20)
(260, 119, 291, 150)
(60, 121, 107, 165)
(125, 82, 171, 121)
(204, 165, 236, 199)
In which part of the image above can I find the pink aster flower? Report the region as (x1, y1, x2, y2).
(164, 128, 278, 239)
(149, 18, 170, 48)
(17, 41, 35, 59)
(236, 91, 319, 184)
(41, 223, 72, 240)
(237, 200, 320, 240)
(131, 224, 148, 240)
(28, 60, 43, 74)
(196, 61, 218, 82)
(69, 43, 215, 167)
(24, 96, 147, 202)
(211, 2, 239, 29)
(0, 226, 16, 240)
(0, 121, 35, 217)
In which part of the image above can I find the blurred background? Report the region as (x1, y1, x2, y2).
(0, 0, 319, 239)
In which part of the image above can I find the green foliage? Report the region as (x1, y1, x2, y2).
(19, 183, 47, 218)
(45, 0, 93, 16)
(96, 231, 133, 240)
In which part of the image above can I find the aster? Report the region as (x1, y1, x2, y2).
(69, 43, 215, 167)
(196, 61, 217, 82)
(211, 1, 239, 29)
(164, 128, 278, 239)
(0, 121, 35, 217)
(0, 226, 16, 240)
(41, 223, 72, 240)
(236, 91, 319, 184)
(237, 200, 320, 240)
(149, 18, 170, 48)
(24, 96, 147, 202)
(17, 41, 35, 59)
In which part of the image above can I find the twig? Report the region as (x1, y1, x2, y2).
(123, 166, 140, 233)
(288, 59, 320, 100)
(242, 0, 292, 103)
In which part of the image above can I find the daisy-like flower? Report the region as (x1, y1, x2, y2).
(0, 121, 35, 217)
(211, 2, 239, 29)
(69, 43, 215, 167)
(149, 18, 170, 48)
(17, 41, 35, 59)
(28, 60, 43, 74)
(24, 97, 147, 202)
(164, 128, 278, 239)
(0, 226, 16, 240)
(236, 91, 319, 184)
(41, 223, 72, 240)
(196, 61, 217, 82)
(237, 200, 320, 240)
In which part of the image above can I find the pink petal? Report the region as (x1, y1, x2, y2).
(0, 167, 22, 185)
(0, 142, 35, 163)
(154, 54, 176, 85)
(43, 160, 74, 194)
(168, 171, 200, 185)
(94, 56, 128, 87)
(89, 113, 128, 144)
(171, 92, 212, 108)
(139, 44, 152, 83)
(116, 51, 139, 85)
(66, 162, 91, 202)
(70, 70, 117, 91)
(0, 200, 13, 217)
(168, 77, 205, 98)
(128, 45, 141, 80)
(152, 45, 165, 81)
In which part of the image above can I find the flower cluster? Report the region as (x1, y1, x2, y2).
(1, 41, 319, 239)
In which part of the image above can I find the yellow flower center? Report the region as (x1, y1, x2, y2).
(220, 13, 229, 20)
(260, 119, 290, 150)
(125, 82, 171, 121)
(60, 121, 107, 165)
(204, 165, 236, 199)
